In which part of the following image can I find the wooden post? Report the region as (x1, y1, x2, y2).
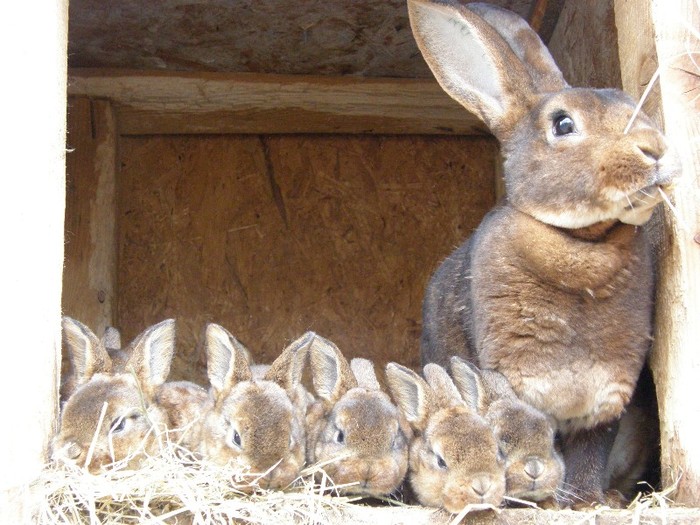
(616, 0, 700, 505)
(0, 0, 68, 522)
(63, 98, 118, 332)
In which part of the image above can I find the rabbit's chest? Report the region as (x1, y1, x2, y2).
(474, 268, 651, 430)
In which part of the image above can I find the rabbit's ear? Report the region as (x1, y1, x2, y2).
(423, 363, 465, 410)
(407, 0, 565, 134)
(385, 363, 434, 431)
(350, 358, 381, 391)
(449, 356, 485, 413)
(264, 331, 315, 390)
(465, 3, 567, 91)
(125, 318, 176, 398)
(101, 326, 122, 351)
(205, 323, 252, 400)
(309, 335, 358, 406)
(62, 316, 112, 387)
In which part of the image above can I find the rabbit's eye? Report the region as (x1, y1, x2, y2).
(224, 418, 243, 449)
(497, 446, 506, 462)
(435, 453, 448, 470)
(553, 114, 576, 136)
(335, 429, 345, 444)
(110, 416, 128, 434)
(232, 430, 242, 448)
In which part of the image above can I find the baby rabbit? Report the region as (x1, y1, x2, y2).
(385, 362, 505, 512)
(305, 335, 410, 498)
(195, 324, 312, 490)
(450, 357, 564, 506)
(411, 0, 679, 504)
(53, 316, 175, 473)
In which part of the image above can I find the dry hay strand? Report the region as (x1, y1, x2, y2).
(34, 428, 442, 525)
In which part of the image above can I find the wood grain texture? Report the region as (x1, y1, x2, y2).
(646, 0, 700, 506)
(66, 0, 539, 77)
(614, 0, 663, 124)
(548, 0, 622, 89)
(67, 69, 488, 136)
(116, 134, 498, 384)
(616, 0, 700, 505)
(62, 98, 118, 335)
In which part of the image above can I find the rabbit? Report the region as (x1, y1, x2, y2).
(410, 0, 679, 505)
(385, 361, 505, 512)
(449, 356, 564, 506)
(194, 323, 312, 491)
(53, 316, 175, 473)
(304, 335, 410, 498)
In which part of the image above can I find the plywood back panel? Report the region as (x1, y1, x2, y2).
(117, 134, 497, 383)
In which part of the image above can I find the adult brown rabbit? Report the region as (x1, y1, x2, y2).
(410, 0, 679, 506)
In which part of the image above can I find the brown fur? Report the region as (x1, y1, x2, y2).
(53, 317, 175, 473)
(386, 362, 505, 512)
(410, 0, 679, 505)
(155, 379, 209, 443)
(450, 357, 564, 504)
(306, 336, 410, 498)
(194, 325, 312, 491)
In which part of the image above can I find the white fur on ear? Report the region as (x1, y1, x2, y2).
(263, 330, 315, 388)
(350, 358, 381, 391)
(127, 318, 176, 391)
(62, 316, 111, 384)
(287, 331, 316, 386)
(408, 0, 508, 125)
(465, 2, 567, 91)
(449, 356, 485, 412)
(101, 326, 122, 351)
(385, 363, 430, 429)
(205, 323, 251, 398)
(309, 337, 346, 402)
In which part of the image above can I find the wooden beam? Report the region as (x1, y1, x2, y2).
(62, 97, 118, 339)
(67, 69, 488, 136)
(616, 0, 700, 507)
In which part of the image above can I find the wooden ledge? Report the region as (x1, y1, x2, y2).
(67, 69, 488, 136)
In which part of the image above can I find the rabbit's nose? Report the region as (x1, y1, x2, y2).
(524, 457, 545, 480)
(471, 476, 493, 497)
(633, 130, 667, 163)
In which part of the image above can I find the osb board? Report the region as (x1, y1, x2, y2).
(67, 0, 555, 77)
(116, 134, 498, 384)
